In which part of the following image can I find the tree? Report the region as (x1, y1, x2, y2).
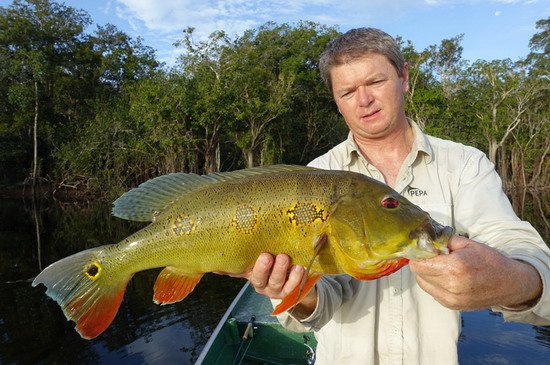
(175, 28, 233, 173)
(90, 23, 159, 94)
(511, 16, 550, 191)
(464, 59, 543, 190)
(526, 17, 549, 78)
(0, 0, 91, 191)
(427, 34, 465, 97)
(271, 22, 344, 165)
(222, 23, 297, 168)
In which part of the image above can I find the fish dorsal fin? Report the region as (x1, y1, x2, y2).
(112, 164, 316, 222)
(112, 173, 206, 222)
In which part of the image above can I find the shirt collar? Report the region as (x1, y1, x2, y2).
(342, 132, 358, 167)
(341, 119, 434, 167)
(409, 119, 433, 164)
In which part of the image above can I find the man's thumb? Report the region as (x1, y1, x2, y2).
(447, 235, 470, 253)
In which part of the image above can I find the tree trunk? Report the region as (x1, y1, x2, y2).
(488, 138, 498, 167)
(499, 146, 509, 190)
(32, 196, 42, 271)
(245, 149, 254, 168)
(528, 137, 550, 189)
(215, 141, 220, 172)
(32, 80, 39, 195)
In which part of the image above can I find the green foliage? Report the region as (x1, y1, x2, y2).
(527, 17, 549, 78)
(0, 0, 547, 194)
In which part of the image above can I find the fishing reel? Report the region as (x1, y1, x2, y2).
(303, 335, 316, 365)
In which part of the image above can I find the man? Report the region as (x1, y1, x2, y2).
(241, 28, 550, 364)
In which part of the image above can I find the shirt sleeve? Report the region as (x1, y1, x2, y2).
(273, 275, 358, 331)
(452, 148, 550, 325)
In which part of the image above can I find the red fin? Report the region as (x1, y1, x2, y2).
(271, 273, 322, 315)
(68, 285, 127, 339)
(153, 267, 203, 305)
(349, 258, 409, 280)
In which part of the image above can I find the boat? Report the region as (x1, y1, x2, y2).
(197, 281, 550, 364)
(196, 282, 317, 365)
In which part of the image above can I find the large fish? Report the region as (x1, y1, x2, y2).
(32, 165, 453, 339)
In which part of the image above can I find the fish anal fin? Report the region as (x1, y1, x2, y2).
(349, 258, 409, 281)
(271, 273, 322, 315)
(153, 267, 203, 305)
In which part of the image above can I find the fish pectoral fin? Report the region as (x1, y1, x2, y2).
(347, 258, 409, 281)
(271, 273, 322, 315)
(153, 267, 203, 305)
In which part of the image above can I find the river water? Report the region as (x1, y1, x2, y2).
(0, 196, 548, 364)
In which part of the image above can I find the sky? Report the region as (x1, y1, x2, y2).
(2, 0, 549, 67)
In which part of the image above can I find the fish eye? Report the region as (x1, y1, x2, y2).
(381, 196, 399, 209)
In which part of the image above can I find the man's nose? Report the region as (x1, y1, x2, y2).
(356, 86, 373, 106)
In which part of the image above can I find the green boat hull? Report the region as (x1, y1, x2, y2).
(196, 283, 317, 364)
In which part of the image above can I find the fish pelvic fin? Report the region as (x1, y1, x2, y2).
(31, 245, 132, 340)
(272, 273, 322, 315)
(347, 258, 409, 280)
(153, 267, 204, 305)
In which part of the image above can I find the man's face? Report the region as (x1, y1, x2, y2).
(330, 53, 409, 142)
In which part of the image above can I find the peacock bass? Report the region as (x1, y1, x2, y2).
(32, 165, 454, 339)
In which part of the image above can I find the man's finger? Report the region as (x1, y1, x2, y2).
(250, 253, 274, 289)
(447, 235, 470, 252)
(268, 254, 291, 291)
(282, 265, 304, 297)
(409, 255, 446, 275)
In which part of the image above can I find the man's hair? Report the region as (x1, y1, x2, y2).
(319, 28, 406, 93)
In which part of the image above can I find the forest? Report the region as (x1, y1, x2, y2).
(0, 0, 548, 200)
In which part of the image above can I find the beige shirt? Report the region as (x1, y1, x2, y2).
(275, 121, 550, 364)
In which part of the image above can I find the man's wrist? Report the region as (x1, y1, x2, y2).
(289, 287, 318, 320)
(500, 260, 542, 310)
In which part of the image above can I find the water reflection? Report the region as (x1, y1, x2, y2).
(460, 310, 550, 364)
(0, 198, 243, 364)
(0, 196, 549, 364)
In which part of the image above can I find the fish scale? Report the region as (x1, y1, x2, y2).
(32, 165, 453, 339)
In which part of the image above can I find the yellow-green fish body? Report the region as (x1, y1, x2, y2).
(32, 165, 453, 339)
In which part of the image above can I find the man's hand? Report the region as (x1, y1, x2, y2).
(409, 235, 542, 310)
(221, 253, 318, 318)
(247, 253, 306, 300)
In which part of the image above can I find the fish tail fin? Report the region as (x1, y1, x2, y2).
(32, 245, 132, 339)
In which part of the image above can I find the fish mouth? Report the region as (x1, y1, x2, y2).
(410, 219, 454, 255)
